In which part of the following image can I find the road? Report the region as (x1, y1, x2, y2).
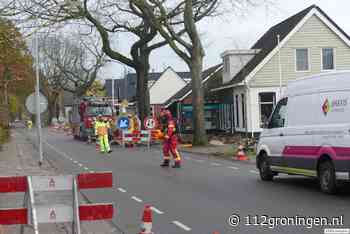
(23, 128, 350, 234)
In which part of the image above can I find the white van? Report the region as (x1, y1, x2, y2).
(256, 71, 350, 194)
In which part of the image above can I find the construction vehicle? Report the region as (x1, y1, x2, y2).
(70, 97, 114, 141)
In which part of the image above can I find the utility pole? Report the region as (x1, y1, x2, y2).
(35, 33, 43, 166)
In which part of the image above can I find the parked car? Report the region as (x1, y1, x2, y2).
(256, 71, 350, 194)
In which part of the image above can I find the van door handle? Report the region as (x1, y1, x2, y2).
(279, 133, 284, 137)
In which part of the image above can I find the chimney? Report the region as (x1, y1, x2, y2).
(221, 49, 260, 84)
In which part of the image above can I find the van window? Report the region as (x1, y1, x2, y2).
(268, 98, 288, 129)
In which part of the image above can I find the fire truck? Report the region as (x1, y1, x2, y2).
(70, 97, 114, 141)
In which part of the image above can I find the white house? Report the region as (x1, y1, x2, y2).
(149, 67, 190, 105)
(213, 5, 350, 135)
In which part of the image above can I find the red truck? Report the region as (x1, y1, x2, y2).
(70, 97, 114, 141)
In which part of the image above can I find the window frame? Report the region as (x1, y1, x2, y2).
(295, 48, 310, 72)
(258, 92, 276, 128)
(321, 47, 336, 71)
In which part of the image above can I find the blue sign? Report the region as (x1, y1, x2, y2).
(117, 117, 130, 130)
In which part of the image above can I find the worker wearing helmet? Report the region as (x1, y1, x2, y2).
(95, 114, 112, 154)
(159, 109, 182, 168)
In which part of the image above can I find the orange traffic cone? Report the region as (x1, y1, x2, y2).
(139, 205, 153, 234)
(235, 144, 248, 161)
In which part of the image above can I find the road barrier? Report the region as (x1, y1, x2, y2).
(122, 130, 151, 149)
(0, 172, 114, 234)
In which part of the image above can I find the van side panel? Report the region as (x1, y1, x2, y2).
(283, 94, 318, 170)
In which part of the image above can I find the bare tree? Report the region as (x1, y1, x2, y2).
(131, 0, 268, 145)
(0, 0, 179, 124)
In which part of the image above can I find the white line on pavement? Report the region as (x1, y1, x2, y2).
(172, 221, 192, 231)
(211, 163, 222, 166)
(73, 161, 78, 164)
(250, 170, 259, 174)
(150, 206, 164, 215)
(117, 188, 127, 193)
(131, 196, 143, 203)
(84, 167, 89, 170)
(228, 166, 239, 170)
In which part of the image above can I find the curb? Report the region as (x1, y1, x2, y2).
(178, 148, 256, 165)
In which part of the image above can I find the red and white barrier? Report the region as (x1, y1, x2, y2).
(122, 130, 151, 149)
(0, 172, 114, 234)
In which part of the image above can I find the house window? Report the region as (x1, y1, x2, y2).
(322, 48, 335, 70)
(295, 48, 309, 71)
(235, 95, 239, 128)
(224, 56, 230, 74)
(259, 92, 276, 127)
(241, 93, 246, 128)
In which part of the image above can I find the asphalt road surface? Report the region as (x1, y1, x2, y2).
(24, 128, 350, 234)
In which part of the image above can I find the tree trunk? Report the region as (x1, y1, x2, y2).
(135, 64, 150, 128)
(191, 54, 207, 146)
(133, 45, 150, 129)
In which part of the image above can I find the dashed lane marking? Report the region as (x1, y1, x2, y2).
(228, 166, 239, 170)
(172, 221, 192, 231)
(250, 170, 259, 174)
(131, 196, 143, 203)
(117, 188, 127, 193)
(73, 161, 78, 164)
(150, 206, 164, 215)
(211, 163, 222, 166)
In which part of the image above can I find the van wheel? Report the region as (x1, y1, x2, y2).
(258, 154, 274, 181)
(318, 161, 337, 194)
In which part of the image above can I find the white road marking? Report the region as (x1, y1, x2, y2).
(211, 163, 222, 166)
(228, 166, 239, 170)
(117, 188, 127, 193)
(84, 167, 89, 170)
(131, 196, 143, 203)
(250, 170, 259, 174)
(172, 221, 192, 231)
(150, 206, 164, 215)
(69, 158, 73, 161)
(73, 161, 78, 164)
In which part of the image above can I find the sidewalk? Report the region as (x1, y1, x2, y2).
(0, 129, 118, 234)
(178, 144, 256, 163)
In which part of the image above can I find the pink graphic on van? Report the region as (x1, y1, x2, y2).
(322, 99, 330, 116)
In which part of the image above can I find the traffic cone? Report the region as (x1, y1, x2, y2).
(139, 205, 153, 234)
(235, 144, 248, 161)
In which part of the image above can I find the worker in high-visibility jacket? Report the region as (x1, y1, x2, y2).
(159, 109, 182, 168)
(95, 115, 112, 154)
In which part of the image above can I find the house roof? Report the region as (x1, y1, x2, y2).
(220, 4, 350, 88)
(164, 63, 223, 107)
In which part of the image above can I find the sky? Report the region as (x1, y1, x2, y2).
(101, 0, 350, 80)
